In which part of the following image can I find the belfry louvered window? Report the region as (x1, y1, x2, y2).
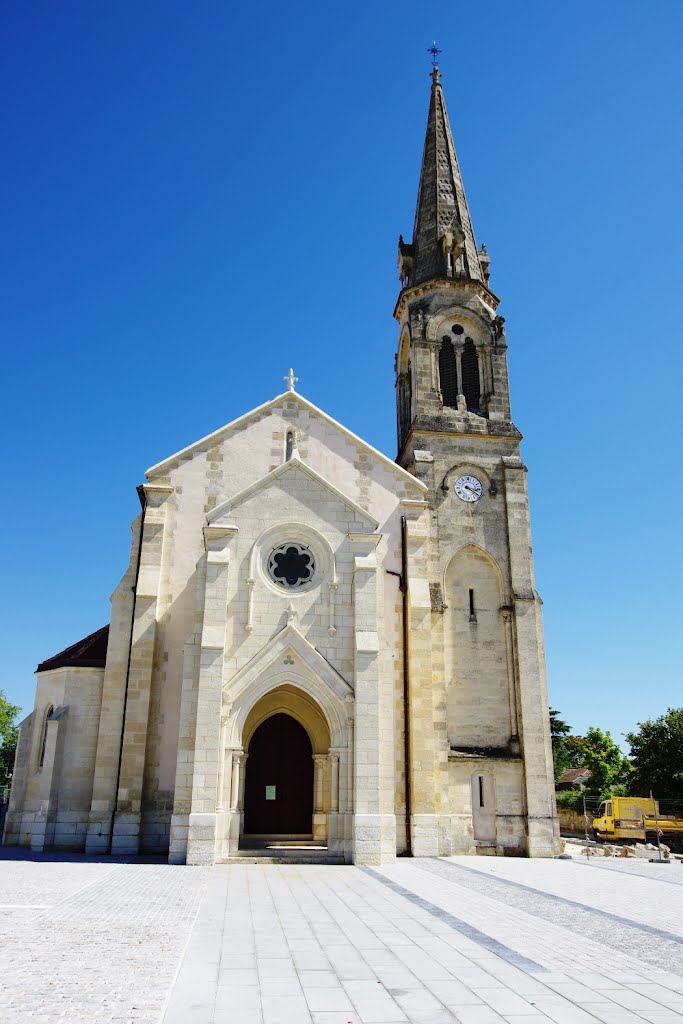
(462, 337, 480, 411)
(439, 338, 458, 408)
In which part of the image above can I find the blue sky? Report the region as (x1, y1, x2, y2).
(2, 1, 682, 748)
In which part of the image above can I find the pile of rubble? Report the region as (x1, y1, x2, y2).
(560, 837, 683, 863)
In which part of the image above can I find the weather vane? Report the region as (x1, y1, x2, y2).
(427, 41, 442, 68)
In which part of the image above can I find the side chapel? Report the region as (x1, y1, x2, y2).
(4, 66, 560, 864)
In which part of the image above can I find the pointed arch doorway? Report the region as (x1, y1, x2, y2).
(243, 713, 314, 836)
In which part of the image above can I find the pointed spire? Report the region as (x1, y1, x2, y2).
(408, 66, 485, 286)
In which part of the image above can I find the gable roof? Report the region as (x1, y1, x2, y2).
(207, 457, 380, 529)
(145, 389, 427, 494)
(36, 626, 109, 674)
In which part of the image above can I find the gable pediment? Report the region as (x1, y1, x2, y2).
(207, 457, 380, 530)
(224, 623, 353, 704)
(145, 389, 426, 497)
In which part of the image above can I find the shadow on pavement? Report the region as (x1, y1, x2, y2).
(0, 844, 166, 865)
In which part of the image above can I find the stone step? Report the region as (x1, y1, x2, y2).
(220, 855, 346, 865)
(220, 842, 347, 865)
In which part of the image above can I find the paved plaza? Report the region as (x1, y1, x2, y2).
(1, 853, 682, 1024)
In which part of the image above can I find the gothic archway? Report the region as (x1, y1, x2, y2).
(243, 713, 314, 836)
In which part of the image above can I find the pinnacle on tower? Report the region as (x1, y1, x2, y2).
(398, 66, 488, 289)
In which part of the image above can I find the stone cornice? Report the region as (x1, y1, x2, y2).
(393, 277, 500, 321)
(397, 423, 522, 463)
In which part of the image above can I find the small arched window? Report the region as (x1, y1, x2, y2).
(461, 337, 480, 411)
(39, 705, 54, 768)
(439, 337, 458, 408)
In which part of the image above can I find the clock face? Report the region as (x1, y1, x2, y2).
(454, 474, 483, 502)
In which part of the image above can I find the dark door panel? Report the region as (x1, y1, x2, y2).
(244, 714, 314, 834)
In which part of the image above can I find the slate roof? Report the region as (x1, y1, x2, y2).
(36, 626, 109, 673)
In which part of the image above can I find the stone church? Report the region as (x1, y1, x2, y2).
(4, 67, 559, 864)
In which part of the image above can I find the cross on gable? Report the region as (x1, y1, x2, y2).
(284, 368, 299, 392)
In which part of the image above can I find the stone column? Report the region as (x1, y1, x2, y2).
(313, 755, 326, 814)
(186, 524, 239, 865)
(429, 342, 439, 395)
(455, 348, 466, 410)
(486, 348, 494, 396)
(349, 533, 396, 864)
(433, 338, 443, 402)
(230, 752, 241, 812)
(502, 456, 558, 856)
(501, 608, 519, 741)
(216, 714, 229, 812)
(402, 497, 448, 857)
(169, 616, 205, 864)
(330, 753, 340, 813)
(237, 754, 248, 811)
(345, 698, 354, 814)
(476, 345, 487, 398)
(108, 484, 173, 857)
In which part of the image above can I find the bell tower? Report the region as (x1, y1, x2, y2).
(395, 65, 514, 453)
(395, 64, 559, 858)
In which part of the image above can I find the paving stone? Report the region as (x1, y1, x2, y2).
(2, 855, 683, 1024)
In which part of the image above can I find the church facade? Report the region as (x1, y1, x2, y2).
(3, 68, 559, 865)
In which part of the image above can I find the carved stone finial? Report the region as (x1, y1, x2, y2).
(284, 368, 299, 392)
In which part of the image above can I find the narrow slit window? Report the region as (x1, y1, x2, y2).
(39, 705, 53, 768)
(469, 589, 476, 622)
(478, 776, 485, 808)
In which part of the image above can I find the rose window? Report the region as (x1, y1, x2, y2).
(267, 543, 316, 589)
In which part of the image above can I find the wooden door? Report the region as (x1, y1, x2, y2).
(244, 714, 314, 835)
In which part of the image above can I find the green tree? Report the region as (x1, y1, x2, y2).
(549, 707, 572, 779)
(578, 726, 631, 798)
(625, 708, 683, 800)
(0, 689, 21, 788)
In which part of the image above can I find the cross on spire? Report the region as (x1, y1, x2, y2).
(427, 40, 442, 68)
(284, 368, 299, 392)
